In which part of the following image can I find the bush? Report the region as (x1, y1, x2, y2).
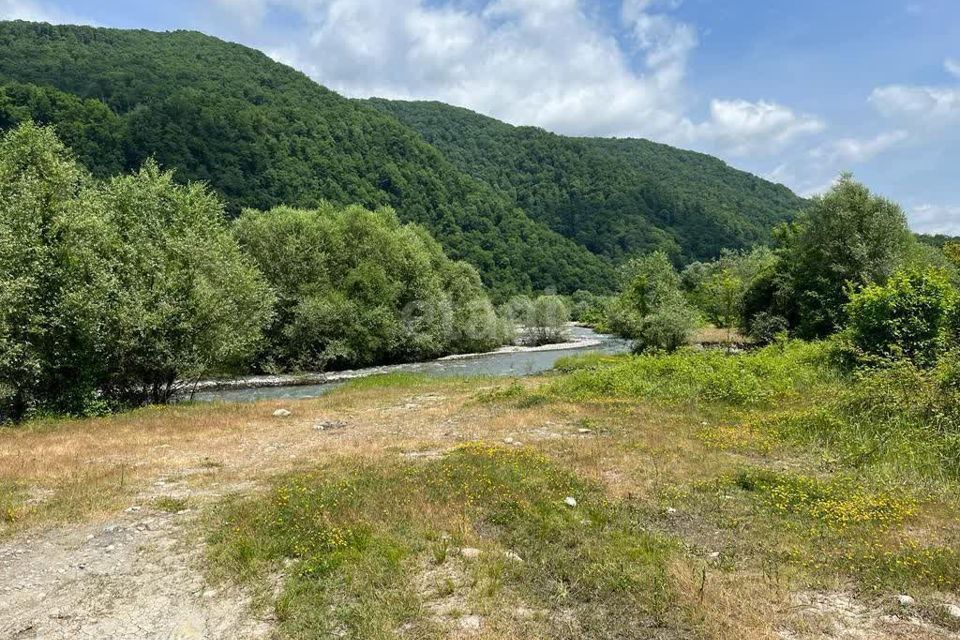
(607, 251, 698, 352)
(747, 312, 789, 346)
(96, 163, 274, 405)
(0, 122, 109, 419)
(520, 295, 570, 346)
(630, 298, 698, 353)
(845, 269, 955, 368)
(0, 123, 274, 418)
(234, 204, 510, 370)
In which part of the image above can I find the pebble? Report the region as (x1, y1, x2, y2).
(564, 496, 578, 508)
(313, 420, 347, 431)
(944, 603, 960, 618)
(896, 594, 916, 606)
(577, 428, 591, 434)
(460, 547, 481, 559)
(458, 615, 482, 631)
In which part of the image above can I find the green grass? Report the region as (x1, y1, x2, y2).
(547, 341, 960, 601)
(548, 341, 833, 407)
(208, 444, 688, 639)
(0, 480, 27, 524)
(153, 496, 189, 513)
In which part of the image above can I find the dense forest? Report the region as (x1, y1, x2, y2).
(368, 99, 806, 263)
(0, 21, 609, 297)
(0, 21, 806, 295)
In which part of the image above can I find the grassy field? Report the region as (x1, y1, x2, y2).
(2, 343, 960, 638)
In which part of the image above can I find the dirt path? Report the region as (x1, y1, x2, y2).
(0, 505, 271, 640)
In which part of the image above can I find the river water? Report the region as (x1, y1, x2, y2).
(192, 326, 630, 403)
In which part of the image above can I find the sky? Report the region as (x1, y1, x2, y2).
(1, 0, 958, 235)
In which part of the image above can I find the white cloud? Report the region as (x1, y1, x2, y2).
(0, 0, 91, 24)
(909, 204, 960, 235)
(211, 0, 269, 29)
(0, 0, 62, 21)
(695, 99, 825, 155)
(766, 163, 840, 198)
(870, 84, 960, 122)
(946, 58, 960, 79)
(810, 130, 908, 164)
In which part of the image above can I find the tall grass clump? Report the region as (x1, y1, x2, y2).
(549, 340, 832, 407)
(773, 356, 960, 481)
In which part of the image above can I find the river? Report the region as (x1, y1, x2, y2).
(190, 326, 630, 403)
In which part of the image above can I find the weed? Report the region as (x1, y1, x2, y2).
(153, 496, 189, 513)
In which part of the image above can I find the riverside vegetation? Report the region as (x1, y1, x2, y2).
(0, 122, 577, 422)
(3, 154, 960, 638)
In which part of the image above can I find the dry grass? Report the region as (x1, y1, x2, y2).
(2, 360, 959, 640)
(694, 325, 752, 346)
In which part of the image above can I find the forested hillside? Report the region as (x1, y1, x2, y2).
(0, 21, 609, 296)
(368, 99, 806, 263)
(0, 21, 805, 295)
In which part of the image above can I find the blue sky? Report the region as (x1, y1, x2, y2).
(3, 0, 959, 234)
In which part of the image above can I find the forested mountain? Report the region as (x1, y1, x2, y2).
(0, 21, 804, 296)
(0, 21, 609, 297)
(367, 99, 806, 263)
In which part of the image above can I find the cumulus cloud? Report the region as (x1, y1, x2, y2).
(810, 130, 908, 164)
(909, 204, 960, 235)
(0, 0, 91, 24)
(870, 84, 960, 122)
(694, 99, 825, 156)
(946, 58, 960, 79)
(0, 0, 73, 21)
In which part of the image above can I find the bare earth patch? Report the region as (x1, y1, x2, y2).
(0, 507, 270, 639)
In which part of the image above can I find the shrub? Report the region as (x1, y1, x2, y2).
(845, 268, 955, 368)
(0, 123, 274, 417)
(96, 163, 274, 405)
(630, 298, 698, 353)
(0, 122, 110, 419)
(607, 251, 698, 352)
(234, 204, 509, 370)
(747, 312, 789, 346)
(521, 295, 570, 346)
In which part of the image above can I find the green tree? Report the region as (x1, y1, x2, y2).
(0, 123, 271, 418)
(95, 163, 274, 404)
(0, 122, 111, 419)
(522, 296, 571, 346)
(772, 175, 913, 338)
(234, 203, 510, 370)
(607, 251, 698, 351)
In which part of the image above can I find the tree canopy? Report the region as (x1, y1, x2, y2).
(368, 99, 807, 264)
(0, 122, 273, 419)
